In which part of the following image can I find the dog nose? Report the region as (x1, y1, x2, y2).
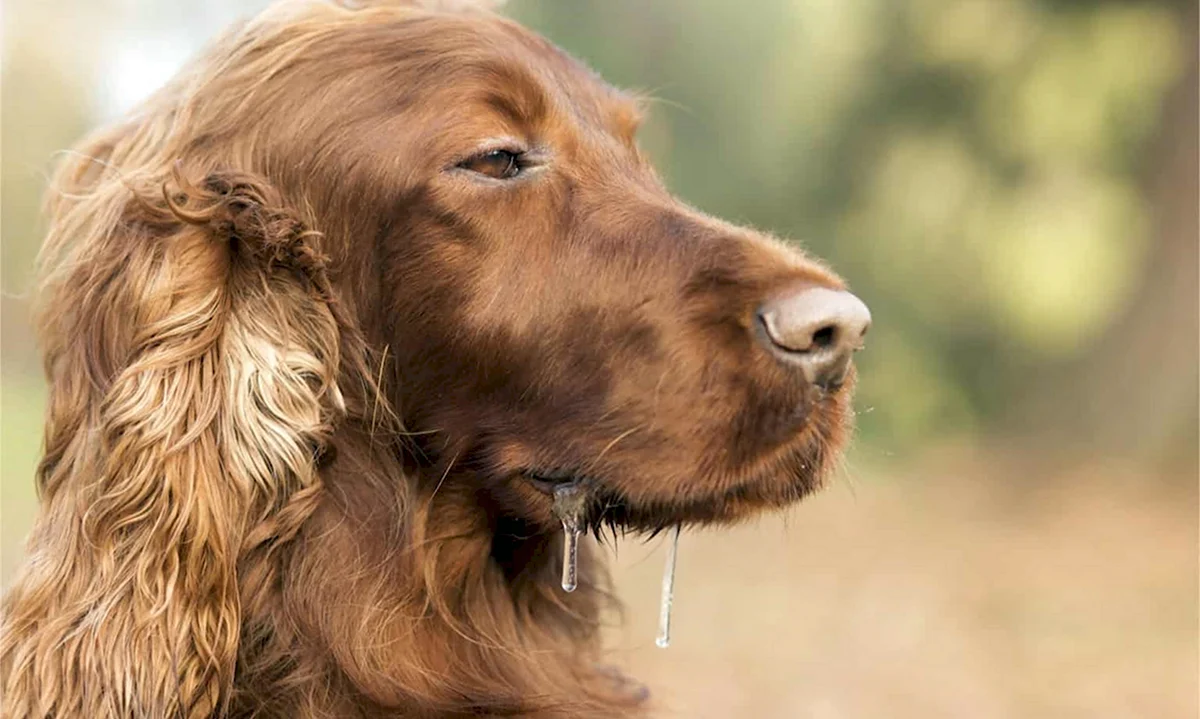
(756, 287, 871, 390)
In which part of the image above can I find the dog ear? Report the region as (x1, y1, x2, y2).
(0, 162, 348, 717)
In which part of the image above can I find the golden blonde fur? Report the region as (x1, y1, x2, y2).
(1, 9, 386, 715)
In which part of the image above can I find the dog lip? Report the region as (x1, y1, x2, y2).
(521, 469, 586, 495)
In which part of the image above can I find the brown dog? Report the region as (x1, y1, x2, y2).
(0, 1, 870, 716)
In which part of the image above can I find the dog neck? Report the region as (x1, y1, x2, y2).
(235, 427, 648, 717)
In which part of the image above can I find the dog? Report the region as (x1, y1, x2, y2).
(0, 1, 871, 716)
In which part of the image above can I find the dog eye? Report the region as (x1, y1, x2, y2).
(459, 149, 523, 180)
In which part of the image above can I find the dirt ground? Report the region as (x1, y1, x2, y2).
(601, 451, 1198, 718)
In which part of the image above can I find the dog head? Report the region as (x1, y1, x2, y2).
(3, 4, 871, 717)
(214, 2, 873, 532)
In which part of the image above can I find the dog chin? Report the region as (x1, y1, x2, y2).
(518, 442, 832, 538)
(599, 466, 828, 536)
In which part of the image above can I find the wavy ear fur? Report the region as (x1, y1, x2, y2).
(0, 162, 349, 717)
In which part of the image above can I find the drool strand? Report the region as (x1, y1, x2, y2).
(560, 523, 580, 592)
(655, 524, 681, 648)
(551, 483, 590, 593)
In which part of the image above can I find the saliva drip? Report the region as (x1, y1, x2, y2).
(552, 483, 590, 593)
(561, 526, 580, 592)
(550, 484, 681, 647)
(655, 525, 681, 648)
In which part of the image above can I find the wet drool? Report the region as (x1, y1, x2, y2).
(656, 525, 681, 648)
(552, 483, 590, 592)
(551, 485, 681, 649)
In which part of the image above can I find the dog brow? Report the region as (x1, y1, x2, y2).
(483, 89, 539, 128)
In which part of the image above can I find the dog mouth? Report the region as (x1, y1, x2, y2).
(522, 465, 807, 650)
(519, 444, 826, 539)
(513, 411, 839, 650)
(522, 469, 585, 496)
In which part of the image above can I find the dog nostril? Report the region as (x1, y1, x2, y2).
(756, 286, 871, 389)
(810, 325, 838, 351)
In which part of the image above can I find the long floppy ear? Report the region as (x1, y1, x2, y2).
(0, 161, 349, 717)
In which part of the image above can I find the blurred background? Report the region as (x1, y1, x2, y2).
(2, 0, 1196, 716)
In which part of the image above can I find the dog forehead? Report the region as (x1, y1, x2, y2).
(484, 19, 645, 135)
(267, 1, 638, 129)
(403, 12, 641, 136)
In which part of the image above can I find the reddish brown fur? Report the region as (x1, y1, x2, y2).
(0, 1, 858, 716)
